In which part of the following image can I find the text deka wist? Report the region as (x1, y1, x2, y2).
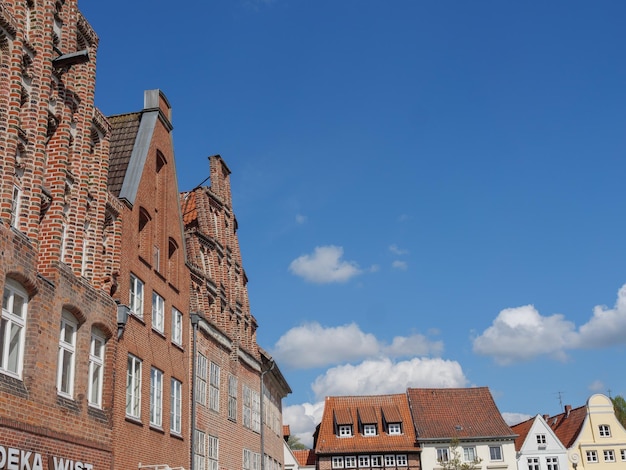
(0, 445, 94, 470)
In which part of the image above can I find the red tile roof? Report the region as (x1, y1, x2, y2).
(546, 405, 586, 448)
(407, 387, 516, 440)
(293, 449, 316, 467)
(510, 415, 535, 451)
(284, 425, 291, 438)
(315, 394, 418, 454)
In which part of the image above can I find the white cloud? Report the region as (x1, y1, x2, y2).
(295, 214, 307, 224)
(502, 412, 532, 426)
(289, 245, 362, 283)
(273, 322, 443, 369)
(311, 357, 468, 400)
(588, 380, 605, 392)
(473, 284, 626, 364)
(392, 260, 408, 270)
(283, 402, 325, 449)
(389, 244, 409, 255)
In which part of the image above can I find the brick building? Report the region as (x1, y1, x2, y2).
(0, 0, 116, 469)
(183, 155, 291, 470)
(107, 89, 191, 470)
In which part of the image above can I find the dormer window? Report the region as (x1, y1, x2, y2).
(364, 424, 377, 436)
(339, 425, 353, 437)
(388, 423, 401, 435)
(599, 424, 611, 437)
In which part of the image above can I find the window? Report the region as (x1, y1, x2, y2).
(228, 375, 237, 421)
(345, 457, 356, 468)
(126, 354, 142, 419)
(371, 456, 382, 468)
(463, 447, 477, 462)
(604, 450, 615, 462)
(339, 425, 353, 437)
(437, 448, 449, 462)
(396, 455, 407, 467)
(170, 378, 182, 434)
(57, 310, 77, 398)
(546, 457, 559, 470)
(195, 430, 206, 470)
(196, 353, 207, 405)
(129, 274, 144, 318)
(489, 446, 502, 461)
(207, 435, 219, 470)
(527, 457, 539, 470)
(388, 423, 401, 435)
(586, 451, 598, 463)
(150, 368, 163, 427)
(384, 455, 395, 467)
(364, 424, 377, 436)
(332, 457, 344, 469)
(621, 449, 626, 461)
(536, 434, 546, 444)
(358, 456, 370, 468)
(209, 362, 220, 411)
(599, 424, 611, 437)
(243, 385, 260, 432)
(151, 292, 164, 332)
(1, 280, 27, 378)
(10, 185, 21, 228)
(243, 449, 260, 470)
(88, 330, 105, 408)
(171, 308, 183, 345)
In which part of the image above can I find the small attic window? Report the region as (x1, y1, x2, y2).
(363, 424, 377, 436)
(388, 423, 401, 435)
(338, 425, 353, 437)
(455, 425, 463, 432)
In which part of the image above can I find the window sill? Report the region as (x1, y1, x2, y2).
(150, 424, 165, 434)
(170, 431, 184, 441)
(125, 415, 143, 426)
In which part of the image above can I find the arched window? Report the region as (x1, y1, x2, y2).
(57, 309, 78, 398)
(1, 279, 28, 378)
(138, 207, 152, 263)
(88, 327, 106, 408)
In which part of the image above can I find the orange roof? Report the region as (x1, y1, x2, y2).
(293, 449, 316, 466)
(284, 425, 291, 438)
(181, 190, 198, 225)
(510, 415, 535, 451)
(546, 405, 586, 448)
(315, 394, 418, 454)
(407, 387, 516, 440)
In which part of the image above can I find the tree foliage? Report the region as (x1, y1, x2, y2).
(438, 438, 483, 470)
(612, 395, 626, 429)
(287, 434, 308, 450)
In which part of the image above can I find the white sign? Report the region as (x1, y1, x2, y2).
(0, 445, 94, 470)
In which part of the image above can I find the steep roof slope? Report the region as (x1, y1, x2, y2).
(407, 387, 516, 440)
(293, 450, 316, 466)
(510, 415, 534, 451)
(107, 112, 141, 196)
(545, 405, 586, 448)
(315, 394, 418, 454)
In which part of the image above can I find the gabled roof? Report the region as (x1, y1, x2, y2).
(293, 450, 316, 467)
(546, 405, 586, 448)
(510, 415, 535, 451)
(108, 112, 141, 197)
(315, 394, 417, 454)
(284, 425, 291, 439)
(407, 387, 516, 440)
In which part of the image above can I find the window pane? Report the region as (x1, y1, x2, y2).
(8, 322, 22, 372)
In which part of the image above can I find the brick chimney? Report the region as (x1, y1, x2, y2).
(565, 405, 572, 418)
(543, 414, 549, 422)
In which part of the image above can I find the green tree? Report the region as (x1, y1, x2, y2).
(612, 395, 626, 429)
(438, 438, 482, 470)
(287, 434, 308, 450)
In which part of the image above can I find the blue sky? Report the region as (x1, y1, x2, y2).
(82, 1, 626, 447)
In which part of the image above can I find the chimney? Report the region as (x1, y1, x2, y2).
(565, 405, 571, 417)
(543, 414, 549, 422)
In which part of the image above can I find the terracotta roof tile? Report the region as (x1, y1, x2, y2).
(381, 405, 402, 423)
(107, 112, 141, 196)
(293, 450, 316, 466)
(181, 190, 197, 225)
(546, 405, 586, 448)
(334, 408, 354, 426)
(510, 416, 535, 451)
(407, 387, 516, 440)
(357, 406, 377, 424)
(315, 394, 418, 454)
(284, 425, 291, 438)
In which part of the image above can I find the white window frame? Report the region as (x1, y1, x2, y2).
(170, 378, 182, 434)
(621, 449, 626, 461)
(371, 456, 382, 468)
(332, 457, 344, 469)
(171, 307, 183, 346)
(57, 310, 77, 398)
(345, 456, 356, 468)
(599, 424, 611, 437)
(228, 375, 237, 421)
(546, 456, 559, 470)
(195, 430, 206, 470)
(243, 449, 260, 470)
(364, 424, 377, 436)
(209, 361, 220, 411)
(196, 352, 207, 405)
(150, 367, 163, 427)
(604, 450, 615, 462)
(388, 423, 401, 435)
(208, 435, 219, 470)
(358, 456, 370, 468)
(489, 446, 503, 461)
(152, 291, 164, 333)
(536, 434, 546, 444)
(384, 455, 395, 467)
(339, 425, 353, 437)
(88, 329, 105, 408)
(129, 274, 144, 318)
(1, 280, 28, 378)
(396, 455, 408, 467)
(586, 450, 598, 463)
(437, 448, 449, 463)
(463, 447, 477, 462)
(126, 354, 142, 419)
(527, 457, 539, 470)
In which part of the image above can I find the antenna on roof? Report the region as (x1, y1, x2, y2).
(556, 391, 564, 409)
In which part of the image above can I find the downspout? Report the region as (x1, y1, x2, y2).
(260, 359, 275, 470)
(190, 313, 201, 470)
